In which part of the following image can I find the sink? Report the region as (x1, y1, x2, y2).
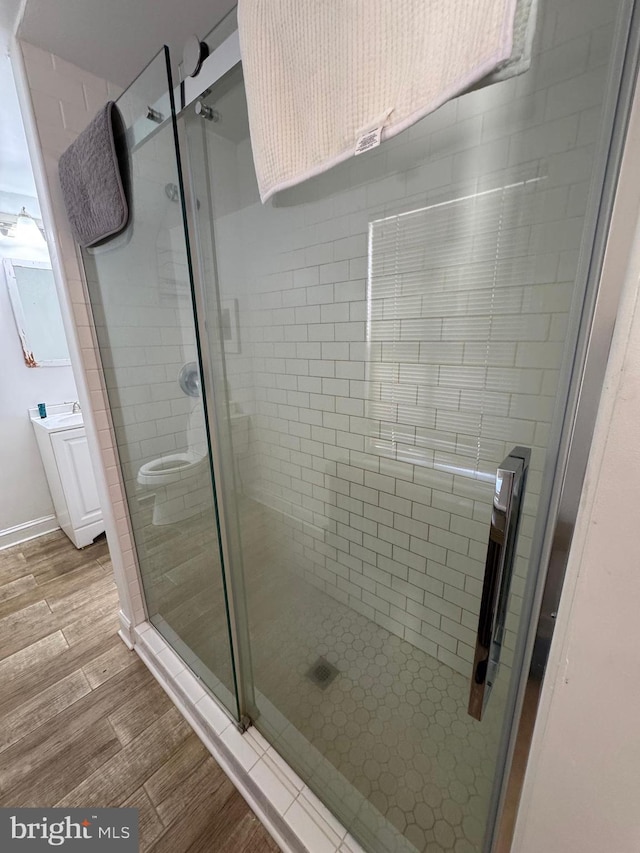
(32, 412, 84, 432)
(53, 413, 83, 426)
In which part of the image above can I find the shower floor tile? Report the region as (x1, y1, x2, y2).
(142, 501, 506, 853)
(246, 561, 505, 853)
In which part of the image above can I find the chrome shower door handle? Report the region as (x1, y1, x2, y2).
(468, 446, 530, 722)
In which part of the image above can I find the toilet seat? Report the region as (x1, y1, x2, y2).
(137, 452, 206, 485)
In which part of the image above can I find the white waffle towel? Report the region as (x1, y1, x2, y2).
(238, 0, 520, 202)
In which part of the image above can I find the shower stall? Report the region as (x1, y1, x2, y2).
(80, 2, 638, 851)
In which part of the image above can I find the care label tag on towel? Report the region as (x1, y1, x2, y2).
(355, 126, 383, 155)
(355, 108, 393, 156)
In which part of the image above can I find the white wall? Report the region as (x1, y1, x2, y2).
(512, 69, 640, 853)
(0, 224, 78, 543)
(514, 253, 640, 853)
(0, 50, 78, 543)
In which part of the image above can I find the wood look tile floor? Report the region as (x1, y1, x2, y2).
(0, 530, 280, 853)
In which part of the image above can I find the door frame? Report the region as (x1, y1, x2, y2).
(175, 2, 640, 848)
(490, 1, 640, 848)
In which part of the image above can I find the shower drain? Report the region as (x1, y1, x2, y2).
(306, 657, 339, 690)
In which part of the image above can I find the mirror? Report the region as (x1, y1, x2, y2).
(3, 258, 71, 367)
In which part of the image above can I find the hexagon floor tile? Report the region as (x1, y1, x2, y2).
(143, 503, 510, 853)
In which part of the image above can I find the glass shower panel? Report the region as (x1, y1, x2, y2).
(81, 49, 238, 718)
(184, 0, 631, 845)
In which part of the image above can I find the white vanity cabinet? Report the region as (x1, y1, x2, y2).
(31, 411, 104, 548)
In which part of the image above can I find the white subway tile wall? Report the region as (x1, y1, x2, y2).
(204, 0, 615, 676)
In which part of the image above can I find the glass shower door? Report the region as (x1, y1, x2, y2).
(81, 48, 239, 719)
(177, 0, 633, 849)
(183, 68, 543, 853)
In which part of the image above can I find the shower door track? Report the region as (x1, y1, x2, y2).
(173, 3, 640, 849)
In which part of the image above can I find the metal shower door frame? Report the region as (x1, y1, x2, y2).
(487, 2, 640, 848)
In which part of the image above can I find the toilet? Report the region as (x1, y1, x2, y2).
(137, 404, 210, 526)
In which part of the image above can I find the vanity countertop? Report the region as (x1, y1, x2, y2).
(29, 403, 84, 434)
(31, 412, 84, 433)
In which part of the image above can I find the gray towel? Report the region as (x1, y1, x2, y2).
(59, 102, 129, 248)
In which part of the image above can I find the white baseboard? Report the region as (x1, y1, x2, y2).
(118, 610, 135, 649)
(0, 515, 59, 551)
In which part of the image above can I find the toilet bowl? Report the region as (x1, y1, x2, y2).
(137, 452, 210, 525)
(137, 403, 210, 525)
